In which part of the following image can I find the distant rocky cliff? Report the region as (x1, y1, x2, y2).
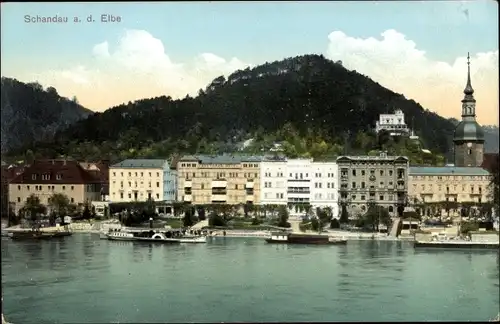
(1, 77, 92, 153)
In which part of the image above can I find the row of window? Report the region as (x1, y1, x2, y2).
(412, 175, 489, 181)
(415, 184, 483, 193)
(113, 181, 161, 188)
(15, 184, 98, 191)
(112, 171, 161, 178)
(112, 192, 161, 200)
(340, 169, 405, 177)
(181, 172, 258, 179)
(16, 196, 75, 203)
(180, 163, 259, 168)
(30, 173, 64, 181)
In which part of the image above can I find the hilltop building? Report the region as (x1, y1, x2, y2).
(375, 109, 410, 136)
(176, 155, 262, 205)
(336, 153, 409, 217)
(453, 53, 485, 167)
(9, 159, 102, 214)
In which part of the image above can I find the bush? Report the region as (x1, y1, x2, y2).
(208, 212, 226, 227)
(330, 218, 340, 229)
(460, 221, 479, 234)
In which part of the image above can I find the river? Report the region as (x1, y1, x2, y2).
(1, 234, 499, 323)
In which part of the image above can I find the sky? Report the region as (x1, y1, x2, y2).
(1, 1, 498, 125)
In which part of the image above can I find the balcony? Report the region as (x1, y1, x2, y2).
(184, 180, 192, 188)
(211, 194, 227, 202)
(245, 182, 254, 189)
(183, 195, 192, 202)
(211, 180, 227, 188)
(287, 190, 310, 194)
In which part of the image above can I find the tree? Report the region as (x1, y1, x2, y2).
(183, 206, 195, 227)
(276, 205, 290, 228)
(22, 194, 46, 224)
(48, 193, 71, 217)
(330, 218, 340, 229)
(197, 206, 206, 221)
(339, 203, 349, 224)
(316, 207, 332, 232)
(82, 205, 92, 222)
(363, 202, 391, 232)
(488, 156, 499, 217)
(208, 212, 226, 227)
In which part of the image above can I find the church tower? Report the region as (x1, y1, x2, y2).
(453, 53, 485, 167)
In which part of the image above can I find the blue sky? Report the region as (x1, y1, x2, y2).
(1, 1, 498, 124)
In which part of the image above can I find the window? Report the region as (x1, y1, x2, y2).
(128, 193, 131, 199)
(156, 194, 160, 199)
(56, 174, 62, 180)
(128, 172, 131, 176)
(32, 174, 37, 180)
(468, 149, 472, 155)
(17, 185, 20, 190)
(352, 182, 356, 188)
(352, 170, 356, 176)
(156, 182, 160, 187)
(113, 172, 116, 177)
(120, 193, 124, 199)
(361, 182, 365, 189)
(201, 184, 204, 189)
(17, 197, 20, 202)
(27, 185, 30, 190)
(361, 170, 365, 176)
(380, 170, 384, 176)
(70, 198, 74, 203)
(62, 186, 66, 190)
(120, 181, 124, 188)
(389, 206, 394, 212)
(379, 195, 384, 201)
(157, 172, 160, 177)
(71, 186, 74, 190)
(389, 170, 393, 176)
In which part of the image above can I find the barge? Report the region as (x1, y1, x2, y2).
(413, 240, 499, 250)
(8, 229, 72, 240)
(265, 232, 347, 245)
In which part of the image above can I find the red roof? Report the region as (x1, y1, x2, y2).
(10, 159, 100, 184)
(481, 153, 499, 173)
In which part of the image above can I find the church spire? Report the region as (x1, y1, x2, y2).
(461, 52, 476, 118)
(463, 52, 474, 96)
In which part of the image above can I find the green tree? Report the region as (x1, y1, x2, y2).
(208, 212, 226, 227)
(22, 194, 46, 224)
(339, 203, 349, 224)
(82, 205, 92, 222)
(48, 193, 71, 217)
(276, 205, 290, 228)
(183, 206, 195, 227)
(363, 202, 391, 232)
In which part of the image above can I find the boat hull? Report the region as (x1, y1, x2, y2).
(179, 236, 207, 243)
(10, 231, 72, 240)
(266, 238, 347, 245)
(106, 234, 180, 244)
(414, 241, 499, 250)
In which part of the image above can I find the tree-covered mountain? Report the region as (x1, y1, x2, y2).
(1, 77, 92, 153)
(5, 55, 462, 163)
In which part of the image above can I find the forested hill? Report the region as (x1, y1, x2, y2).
(1, 77, 92, 153)
(6, 54, 458, 162)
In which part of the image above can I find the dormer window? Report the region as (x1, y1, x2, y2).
(42, 174, 50, 181)
(56, 174, 62, 180)
(32, 174, 37, 180)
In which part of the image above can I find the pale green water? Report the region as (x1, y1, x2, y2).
(1, 234, 499, 323)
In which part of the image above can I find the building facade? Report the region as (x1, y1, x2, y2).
(453, 53, 485, 167)
(260, 157, 288, 205)
(336, 154, 409, 217)
(9, 159, 102, 214)
(375, 109, 410, 136)
(79, 160, 110, 201)
(310, 161, 339, 217)
(176, 155, 262, 205)
(260, 158, 339, 217)
(109, 159, 171, 203)
(408, 166, 491, 217)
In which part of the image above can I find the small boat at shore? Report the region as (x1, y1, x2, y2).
(265, 232, 347, 245)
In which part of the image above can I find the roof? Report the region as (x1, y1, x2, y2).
(453, 120, 485, 142)
(337, 155, 408, 163)
(10, 159, 100, 184)
(409, 166, 490, 176)
(179, 154, 264, 164)
(481, 153, 499, 173)
(110, 159, 168, 169)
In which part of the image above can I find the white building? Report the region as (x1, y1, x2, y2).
(375, 109, 410, 136)
(260, 158, 339, 219)
(260, 157, 288, 205)
(109, 159, 171, 203)
(310, 162, 339, 218)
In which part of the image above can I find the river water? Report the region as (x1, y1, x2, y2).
(1, 234, 499, 323)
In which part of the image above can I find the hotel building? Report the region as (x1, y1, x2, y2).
(176, 155, 262, 205)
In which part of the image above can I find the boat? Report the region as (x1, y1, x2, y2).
(413, 233, 499, 250)
(178, 235, 207, 243)
(105, 229, 181, 244)
(9, 229, 72, 240)
(265, 232, 347, 245)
